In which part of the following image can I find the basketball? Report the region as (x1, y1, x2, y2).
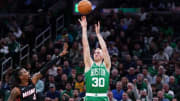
(78, 0, 92, 15)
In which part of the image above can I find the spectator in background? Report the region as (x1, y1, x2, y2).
(58, 74, 68, 91)
(126, 67, 136, 83)
(168, 76, 177, 93)
(154, 74, 163, 91)
(121, 92, 132, 101)
(56, 28, 73, 44)
(75, 61, 84, 75)
(38, 46, 47, 62)
(48, 64, 58, 77)
(157, 91, 169, 101)
(163, 40, 173, 58)
(153, 47, 169, 61)
(162, 84, 174, 101)
(108, 91, 117, 101)
(121, 77, 128, 91)
(69, 41, 82, 65)
(35, 79, 45, 101)
(72, 89, 81, 101)
(142, 67, 153, 84)
(136, 79, 153, 101)
(45, 83, 60, 101)
(74, 74, 84, 93)
(152, 65, 169, 84)
(108, 41, 119, 56)
(0, 39, 9, 57)
(61, 82, 73, 101)
(63, 60, 71, 76)
(112, 81, 124, 101)
(126, 83, 138, 101)
(134, 74, 147, 91)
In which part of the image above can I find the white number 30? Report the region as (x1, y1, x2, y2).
(92, 77, 104, 87)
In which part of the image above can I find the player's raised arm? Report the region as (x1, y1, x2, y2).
(79, 16, 93, 72)
(95, 22, 111, 71)
(8, 87, 20, 101)
(32, 43, 68, 84)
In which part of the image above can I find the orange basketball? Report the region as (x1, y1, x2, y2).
(78, 0, 92, 15)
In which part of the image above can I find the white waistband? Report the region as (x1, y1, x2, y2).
(86, 93, 107, 97)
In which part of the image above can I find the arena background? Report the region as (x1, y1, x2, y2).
(0, 0, 180, 101)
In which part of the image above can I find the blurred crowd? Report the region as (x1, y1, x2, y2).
(0, 8, 180, 101)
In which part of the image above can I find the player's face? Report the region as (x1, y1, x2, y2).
(19, 68, 30, 81)
(93, 48, 103, 62)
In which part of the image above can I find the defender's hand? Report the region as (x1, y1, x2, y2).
(78, 16, 87, 28)
(95, 21, 100, 35)
(59, 42, 68, 56)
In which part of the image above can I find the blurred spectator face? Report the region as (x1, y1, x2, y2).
(172, 98, 177, 101)
(49, 84, 56, 93)
(136, 60, 143, 66)
(79, 61, 84, 68)
(153, 97, 159, 101)
(54, 48, 60, 55)
(64, 61, 69, 68)
(77, 74, 83, 82)
(158, 66, 165, 75)
(57, 67, 63, 75)
(35, 62, 42, 69)
(134, 43, 140, 50)
(128, 67, 135, 75)
(46, 54, 52, 61)
(116, 82, 122, 91)
(157, 91, 164, 99)
(137, 74, 144, 82)
(73, 89, 79, 97)
(48, 41, 54, 49)
(127, 83, 133, 90)
(121, 77, 128, 84)
(169, 76, 175, 84)
(107, 91, 114, 99)
(61, 74, 68, 81)
(111, 68, 118, 77)
(40, 46, 46, 54)
(66, 83, 72, 91)
(118, 63, 124, 70)
(72, 41, 78, 49)
(26, 63, 32, 70)
(163, 84, 169, 92)
(120, 31, 125, 38)
(71, 69, 76, 75)
(156, 76, 162, 83)
(93, 48, 103, 62)
(122, 92, 128, 100)
(142, 68, 148, 76)
(175, 64, 180, 75)
(9, 33, 16, 41)
(48, 75, 55, 82)
(140, 90, 147, 96)
(69, 98, 74, 101)
(125, 55, 131, 62)
(32, 54, 38, 61)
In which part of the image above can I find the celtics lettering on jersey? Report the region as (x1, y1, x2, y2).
(85, 62, 109, 93)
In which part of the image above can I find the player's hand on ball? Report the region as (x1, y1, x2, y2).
(78, 16, 87, 28)
(95, 21, 100, 35)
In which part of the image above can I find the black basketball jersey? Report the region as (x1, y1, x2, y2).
(17, 80, 37, 101)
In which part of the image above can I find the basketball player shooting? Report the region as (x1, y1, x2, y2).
(79, 16, 111, 101)
(8, 43, 68, 101)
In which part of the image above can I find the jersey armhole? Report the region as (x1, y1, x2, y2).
(103, 62, 110, 73)
(84, 62, 94, 73)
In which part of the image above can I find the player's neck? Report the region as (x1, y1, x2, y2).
(20, 81, 29, 86)
(94, 60, 102, 66)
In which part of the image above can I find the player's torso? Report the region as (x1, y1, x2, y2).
(17, 81, 37, 101)
(85, 62, 109, 93)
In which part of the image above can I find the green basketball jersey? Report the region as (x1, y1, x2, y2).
(85, 62, 110, 93)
